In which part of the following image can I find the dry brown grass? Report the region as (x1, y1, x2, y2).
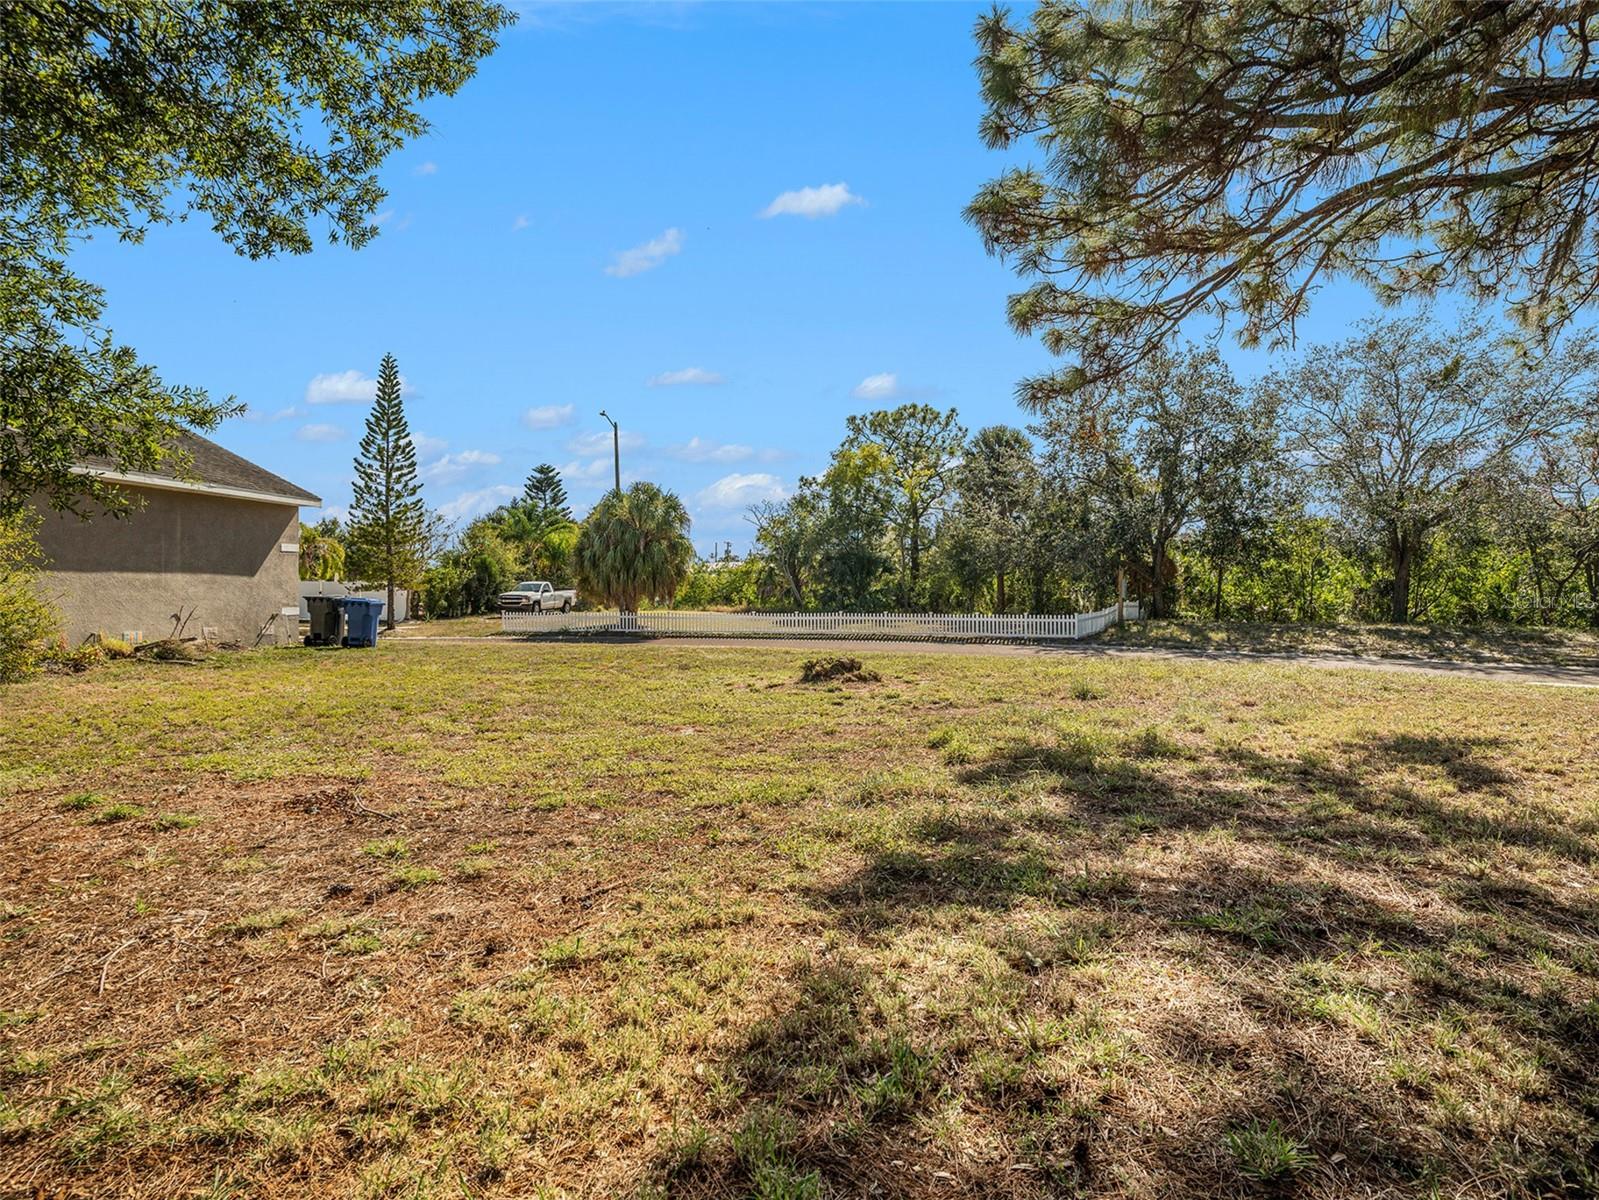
(1, 643, 1596, 1199)
(1098, 617, 1599, 666)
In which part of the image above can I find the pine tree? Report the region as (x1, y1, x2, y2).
(521, 464, 571, 527)
(345, 354, 426, 630)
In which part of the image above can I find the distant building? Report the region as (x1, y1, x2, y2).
(32, 432, 319, 646)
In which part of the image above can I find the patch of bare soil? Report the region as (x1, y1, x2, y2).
(0, 775, 681, 1197)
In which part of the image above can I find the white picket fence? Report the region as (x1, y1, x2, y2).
(501, 602, 1139, 642)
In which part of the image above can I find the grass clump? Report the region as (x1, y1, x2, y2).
(1226, 1119, 1315, 1181)
(1190, 904, 1286, 949)
(927, 726, 980, 765)
(361, 838, 409, 861)
(732, 1108, 820, 1200)
(538, 934, 584, 969)
(87, 803, 143, 825)
(388, 865, 440, 890)
(152, 812, 202, 831)
(59, 792, 103, 811)
(225, 909, 298, 937)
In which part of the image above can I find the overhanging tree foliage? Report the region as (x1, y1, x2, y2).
(968, 1, 1599, 400)
(345, 354, 427, 630)
(1, 0, 513, 517)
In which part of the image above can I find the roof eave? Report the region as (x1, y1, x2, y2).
(68, 465, 321, 508)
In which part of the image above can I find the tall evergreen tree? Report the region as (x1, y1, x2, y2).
(345, 354, 426, 630)
(522, 464, 572, 526)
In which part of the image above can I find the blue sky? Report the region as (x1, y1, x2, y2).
(76, 1, 1396, 556)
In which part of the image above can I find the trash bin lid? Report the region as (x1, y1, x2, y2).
(337, 597, 385, 610)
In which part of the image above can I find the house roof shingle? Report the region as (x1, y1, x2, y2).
(79, 430, 321, 505)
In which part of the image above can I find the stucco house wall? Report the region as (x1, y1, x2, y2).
(35, 485, 306, 647)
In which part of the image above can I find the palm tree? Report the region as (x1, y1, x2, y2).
(298, 520, 346, 581)
(575, 482, 693, 613)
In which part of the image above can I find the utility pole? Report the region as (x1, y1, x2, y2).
(598, 409, 620, 495)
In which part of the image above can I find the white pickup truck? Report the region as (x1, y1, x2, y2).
(497, 581, 577, 613)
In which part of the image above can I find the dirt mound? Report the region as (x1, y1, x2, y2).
(799, 655, 881, 683)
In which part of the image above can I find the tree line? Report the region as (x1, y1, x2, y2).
(318, 313, 1599, 630)
(736, 317, 1599, 627)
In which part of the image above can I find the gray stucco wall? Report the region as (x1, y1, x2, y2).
(34, 485, 303, 646)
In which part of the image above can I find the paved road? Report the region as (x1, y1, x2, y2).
(384, 633, 1599, 688)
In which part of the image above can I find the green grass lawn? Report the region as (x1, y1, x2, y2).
(1, 644, 1596, 1198)
(385, 614, 507, 638)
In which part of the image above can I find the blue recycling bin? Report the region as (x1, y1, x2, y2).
(338, 597, 385, 648)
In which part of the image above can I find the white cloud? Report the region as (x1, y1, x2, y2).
(605, 227, 683, 277)
(305, 369, 416, 406)
(760, 182, 865, 220)
(852, 372, 901, 401)
(522, 403, 575, 430)
(421, 450, 502, 486)
(310, 503, 349, 524)
(294, 423, 346, 443)
(669, 437, 754, 464)
(567, 429, 644, 456)
(696, 473, 788, 510)
(648, 367, 725, 387)
(512, 214, 530, 232)
(439, 484, 519, 523)
(412, 431, 449, 458)
(414, 161, 438, 176)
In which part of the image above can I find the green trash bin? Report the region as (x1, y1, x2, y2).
(304, 596, 344, 646)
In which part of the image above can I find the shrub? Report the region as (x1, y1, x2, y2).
(420, 520, 520, 619)
(0, 515, 61, 683)
(43, 641, 103, 673)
